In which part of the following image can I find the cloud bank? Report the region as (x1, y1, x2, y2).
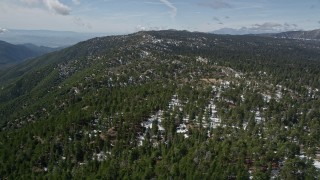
(243, 22, 299, 33)
(251, 22, 298, 32)
(213, 22, 300, 35)
(20, 0, 71, 15)
(159, 0, 177, 18)
(250, 22, 282, 31)
(0, 28, 8, 33)
(43, 0, 71, 15)
(135, 25, 167, 32)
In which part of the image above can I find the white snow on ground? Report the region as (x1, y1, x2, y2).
(242, 121, 248, 129)
(168, 94, 182, 110)
(241, 95, 245, 102)
(167, 95, 190, 138)
(202, 87, 222, 136)
(222, 67, 243, 78)
(299, 155, 320, 169)
(255, 111, 263, 123)
(175, 85, 222, 138)
(202, 99, 221, 130)
(196, 56, 208, 64)
(176, 123, 188, 133)
(183, 115, 190, 123)
(139, 95, 183, 145)
(154, 39, 163, 43)
(139, 87, 223, 142)
(261, 93, 272, 102)
(140, 110, 164, 131)
(92, 151, 111, 162)
(235, 73, 241, 78)
(314, 159, 320, 169)
(222, 81, 230, 88)
(139, 110, 164, 146)
(137, 135, 145, 146)
(276, 91, 282, 100)
(275, 85, 283, 101)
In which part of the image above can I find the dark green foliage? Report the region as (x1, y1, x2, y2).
(0, 30, 319, 179)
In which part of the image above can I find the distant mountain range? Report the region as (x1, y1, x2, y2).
(0, 29, 112, 47)
(259, 29, 320, 40)
(212, 28, 320, 40)
(0, 40, 59, 67)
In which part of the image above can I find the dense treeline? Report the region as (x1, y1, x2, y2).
(0, 30, 319, 178)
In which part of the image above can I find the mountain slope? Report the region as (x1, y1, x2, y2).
(0, 30, 319, 179)
(0, 40, 58, 67)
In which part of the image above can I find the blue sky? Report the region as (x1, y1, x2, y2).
(0, 0, 320, 34)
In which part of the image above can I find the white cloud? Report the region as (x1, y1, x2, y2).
(43, 0, 71, 15)
(247, 22, 299, 32)
(213, 22, 299, 34)
(159, 0, 177, 18)
(135, 25, 167, 32)
(251, 22, 282, 31)
(135, 25, 147, 31)
(0, 28, 8, 33)
(213, 22, 300, 35)
(0, 2, 75, 31)
(19, 0, 71, 15)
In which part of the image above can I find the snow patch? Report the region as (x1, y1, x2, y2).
(262, 93, 272, 102)
(196, 56, 208, 64)
(314, 160, 320, 169)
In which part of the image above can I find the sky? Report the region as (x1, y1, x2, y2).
(0, 0, 320, 34)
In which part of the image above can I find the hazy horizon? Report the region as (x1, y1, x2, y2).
(0, 0, 319, 35)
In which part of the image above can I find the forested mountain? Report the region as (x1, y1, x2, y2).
(260, 29, 320, 40)
(0, 40, 58, 68)
(0, 30, 320, 179)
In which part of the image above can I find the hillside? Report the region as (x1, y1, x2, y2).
(0, 30, 319, 179)
(0, 40, 58, 68)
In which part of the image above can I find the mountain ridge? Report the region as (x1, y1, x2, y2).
(211, 28, 320, 40)
(259, 29, 320, 40)
(0, 29, 112, 47)
(0, 40, 59, 68)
